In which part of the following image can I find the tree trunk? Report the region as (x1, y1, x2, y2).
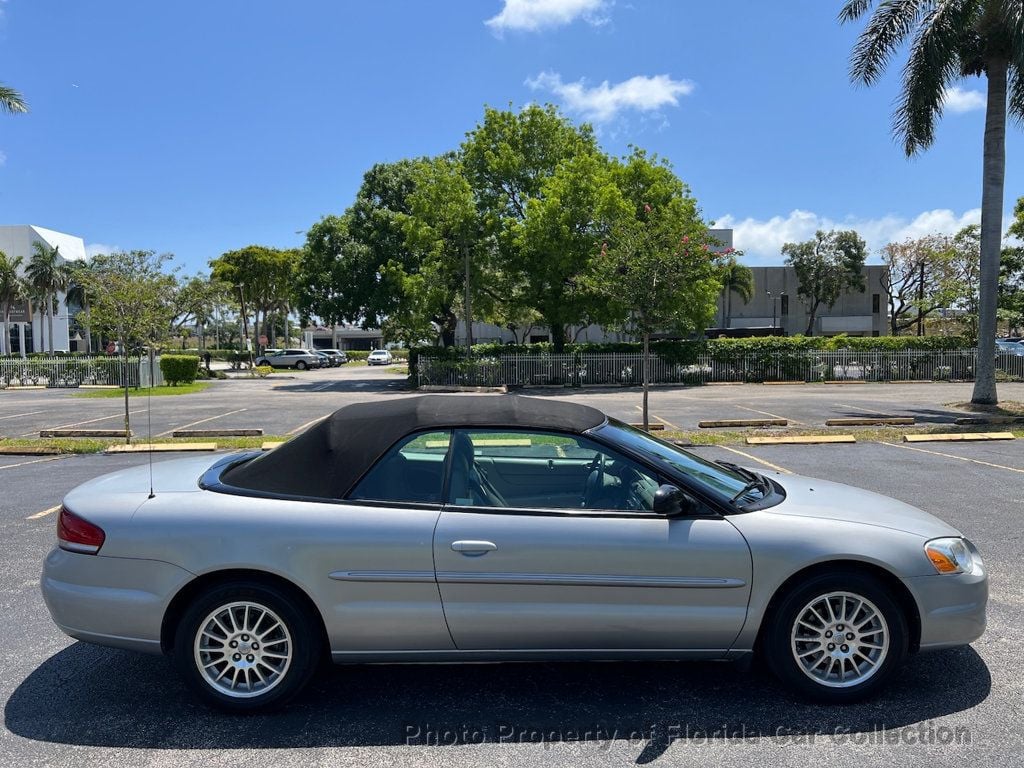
(804, 301, 819, 336)
(971, 59, 1007, 405)
(550, 323, 566, 353)
(47, 296, 54, 354)
(642, 332, 650, 431)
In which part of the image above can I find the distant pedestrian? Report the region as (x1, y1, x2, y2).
(203, 351, 212, 372)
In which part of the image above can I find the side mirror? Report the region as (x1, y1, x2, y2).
(653, 484, 698, 517)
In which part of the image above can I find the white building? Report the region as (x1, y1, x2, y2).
(0, 225, 87, 355)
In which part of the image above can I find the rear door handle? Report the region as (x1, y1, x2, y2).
(451, 540, 497, 555)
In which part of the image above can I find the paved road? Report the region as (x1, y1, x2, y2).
(3, 365, 1023, 439)
(1, 434, 1020, 767)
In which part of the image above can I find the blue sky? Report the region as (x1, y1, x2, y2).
(1, 0, 1020, 271)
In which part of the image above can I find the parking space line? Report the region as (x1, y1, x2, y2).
(26, 409, 148, 437)
(633, 406, 679, 430)
(156, 408, 247, 438)
(732, 404, 805, 426)
(287, 413, 332, 436)
(26, 505, 61, 520)
(837, 403, 894, 416)
(880, 441, 1024, 474)
(0, 456, 66, 471)
(0, 410, 45, 421)
(716, 445, 793, 474)
(313, 381, 334, 392)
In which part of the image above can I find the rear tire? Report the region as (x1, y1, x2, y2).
(763, 570, 908, 703)
(173, 581, 321, 713)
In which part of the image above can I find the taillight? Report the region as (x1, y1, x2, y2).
(57, 506, 105, 554)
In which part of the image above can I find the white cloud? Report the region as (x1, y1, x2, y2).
(525, 71, 694, 122)
(713, 208, 983, 264)
(943, 86, 985, 114)
(486, 0, 609, 33)
(85, 242, 118, 259)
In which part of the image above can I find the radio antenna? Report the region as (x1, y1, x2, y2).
(147, 346, 155, 499)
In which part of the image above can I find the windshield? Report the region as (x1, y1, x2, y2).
(592, 419, 771, 505)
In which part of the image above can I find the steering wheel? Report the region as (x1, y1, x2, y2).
(582, 451, 606, 508)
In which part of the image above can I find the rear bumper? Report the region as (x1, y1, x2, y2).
(903, 568, 988, 651)
(41, 547, 194, 655)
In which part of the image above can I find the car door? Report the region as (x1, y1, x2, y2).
(321, 430, 456, 653)
(433, 429, 753, 653)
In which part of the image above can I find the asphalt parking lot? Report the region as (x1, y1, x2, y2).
(1, 398, 1022, 766)
(2, 364, 1023, 440)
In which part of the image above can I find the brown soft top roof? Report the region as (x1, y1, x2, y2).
(221, 394, 606, 499)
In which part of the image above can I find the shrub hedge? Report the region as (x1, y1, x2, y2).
(160, 354, 201, 386)
(409, 335, 973, 378)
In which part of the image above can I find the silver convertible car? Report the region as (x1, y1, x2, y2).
(41, 395, 987, 711)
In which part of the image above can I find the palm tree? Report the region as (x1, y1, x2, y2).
(0, 83, 28, 114)
(840, 1, 1024, 405)
(721, 257, 755, 326)
(66, 261, 94, 353)
(25, 242, 70, 354)
(0, 251, 26, 356)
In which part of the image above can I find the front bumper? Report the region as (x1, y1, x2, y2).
(902, 567, 988, 651)
(41, 547, 194, 654)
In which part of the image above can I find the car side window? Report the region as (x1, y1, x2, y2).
(448, 429, 659, 512)
(348, 431, 451, 504)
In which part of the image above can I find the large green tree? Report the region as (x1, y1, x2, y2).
(840, 0, 1024, 402)
(462, 104, 600, 350)
(210, 245, 296, 356)
(400, 154, 487, 348)
(590, 199, 722, 429)
(515, 150, 626, 345)
(783, 230, 867, 335)
(0, 251, 25, 356)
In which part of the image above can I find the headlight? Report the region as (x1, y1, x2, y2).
(925, 537, 975, 575)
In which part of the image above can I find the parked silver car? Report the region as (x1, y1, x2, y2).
(41, 396, 986, 712)
(254, 348, 321, 370)
(366, 349, 393, 366)
(318, 349, 348, 366)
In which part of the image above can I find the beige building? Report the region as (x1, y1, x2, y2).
(715, 265, 889, 337)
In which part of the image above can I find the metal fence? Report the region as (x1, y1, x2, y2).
(0, 356, 147, 389)
(417, 349, 1024, 388)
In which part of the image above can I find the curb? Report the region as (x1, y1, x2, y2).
(825, 417, 914, 426)
(172, 429, 263, 438)
(746, 435, 856, 445)
(105, 442, 218, 453)
(0, 445, 63, 455)
(903, 432, 1014, 443)
(699, 419, 787, 428)
(41, 429, 131, 438)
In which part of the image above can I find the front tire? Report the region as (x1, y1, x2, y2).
(295, 361, 307, 370)
(763, 571, 908, 703)
(173, 581, 321, 712)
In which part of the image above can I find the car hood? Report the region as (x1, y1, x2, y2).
(763, 471, 960, 539)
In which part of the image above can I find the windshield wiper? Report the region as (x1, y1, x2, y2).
(716, 460, 759, 482)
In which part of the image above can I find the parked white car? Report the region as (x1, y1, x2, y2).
(367, 349, 394, 366)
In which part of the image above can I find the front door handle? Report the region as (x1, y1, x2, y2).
(451, 540, 497, 555)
